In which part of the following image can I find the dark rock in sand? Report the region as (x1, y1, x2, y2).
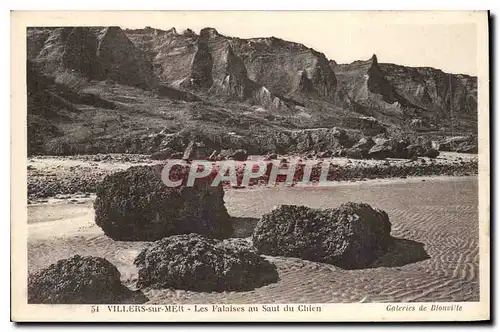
(94, 165, 231, 241)
(28, 255, 142, 304)
(423, 148, 440, 158)
(94, 166, 179, 240)
(175, 182, 232, 237)
(252, 203, 392, 269)
(135, 234, 278, 291)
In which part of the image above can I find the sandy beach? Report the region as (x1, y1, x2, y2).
(28, 175, 479, 303)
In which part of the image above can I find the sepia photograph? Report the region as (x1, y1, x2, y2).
(10, 10, 490, 322)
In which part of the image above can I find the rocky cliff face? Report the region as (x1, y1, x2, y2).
(96, 27, 157, 89)
(127, 27, 299, 111)
(333, 55, 477, 131)
(28, 27, 157, 89)
(379, 63, 477, 130)
(61, 27, 102, 79)
(334, 55, 424, 125)
(26, 26, 478, 156)
(229, 37, 337, 101)
(191, 28, 256, 99)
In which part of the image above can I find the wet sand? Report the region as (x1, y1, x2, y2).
(28, 176, 479, 303)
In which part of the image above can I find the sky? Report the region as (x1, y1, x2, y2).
(118, 11, 480, 76)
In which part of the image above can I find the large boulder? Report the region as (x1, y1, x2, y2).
(175, 182, 232, 236)
(134, 234, 278, 292)
(28, 255, 140, 304)
(94, 165, 231, 241)
(252, 203, 392, 269)
(368, 143, 394, 160)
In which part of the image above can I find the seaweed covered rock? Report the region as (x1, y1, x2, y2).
(252, 203, 392, 269)
(175, 182, 232, 237)
(94, 165, 231, 241)
(28, 255, 138, 304)
(134, 234, 278, 291)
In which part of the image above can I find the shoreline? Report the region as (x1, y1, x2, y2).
(27, 174, 478, 207)
(27, 153, 478, 202)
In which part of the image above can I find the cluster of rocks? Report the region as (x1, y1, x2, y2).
(28, 255, 139, 304)
(28, 165, 109, 199)
(144, 128, 480, 163)
(330, 137, 440, 160)
(151, 140, 249, 162)
(134, 234, 278, 292)
(94, 165, 232, 240)
(434, 136, 478, 154)
(252, 203, 392, 269)
(144, 127, 353, 160)
(326, 159, 478, 181)
(148, 132, 464, 163)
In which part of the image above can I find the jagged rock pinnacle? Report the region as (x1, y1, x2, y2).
(200, 27, 220, 39)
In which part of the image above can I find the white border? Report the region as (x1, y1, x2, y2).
(5, 3, 495, 330)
